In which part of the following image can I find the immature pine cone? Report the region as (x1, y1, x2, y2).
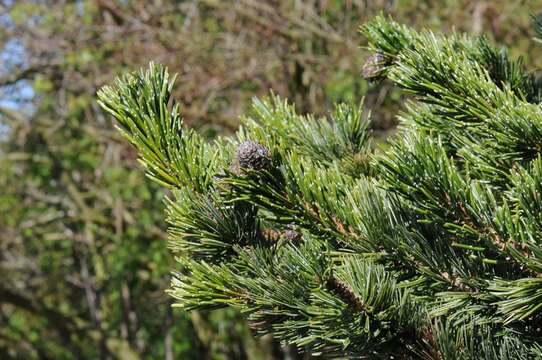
(361, 53, 387, 81)
(236, 141, 272, 171)
(326, 277, 365, 312)
(282, 229, 302, 243)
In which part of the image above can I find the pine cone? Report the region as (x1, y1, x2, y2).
(326, 277, 365, 312)
(282, 229, 302, 243)
(236, 141, 272, 171)
(361, 53, 388, 81)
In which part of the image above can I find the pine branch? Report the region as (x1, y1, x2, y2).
(361, 15, 539, 103)
(99, 16, 542, 354)
(532, 13, 542, 43)
(166, 188, 260, 261)
(97, 63, 220, 191)
(240, 96, 372, 176)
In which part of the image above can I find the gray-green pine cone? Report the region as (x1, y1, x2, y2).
(236, 141, 272, 171)
(361, 53, 388, 81)
(282, 229, 302, 242)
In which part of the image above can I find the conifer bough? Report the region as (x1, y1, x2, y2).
(98, 16, 542, 359)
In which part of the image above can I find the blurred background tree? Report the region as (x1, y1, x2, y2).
(0, 0, 541, 359)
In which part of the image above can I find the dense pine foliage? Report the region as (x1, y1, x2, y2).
(99, 17, 542, 358)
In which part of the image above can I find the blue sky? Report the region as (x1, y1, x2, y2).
(0, 1, 34, 124)
(0, 4, 34, 139)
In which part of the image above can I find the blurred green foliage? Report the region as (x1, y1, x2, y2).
(0, 0, 541, 359)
